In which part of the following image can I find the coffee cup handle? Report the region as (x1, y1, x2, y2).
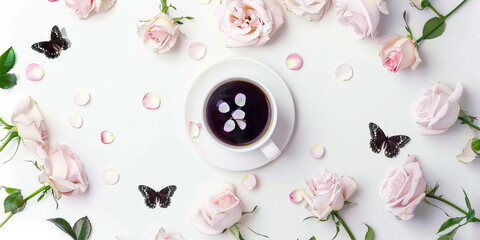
(260, 139, 281, 161)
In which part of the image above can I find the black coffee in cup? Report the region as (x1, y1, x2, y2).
(205, 80, 271, 146)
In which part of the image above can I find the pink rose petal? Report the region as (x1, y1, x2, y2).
(188, 42, 207, 60)
(101, 130, 114, 144)
(224, 119, 235, 132)
(310, 144, 325, 159)
(218, 101, 230, 113)
(235, 93, 246, 107)
(74, 91, 91, 106)
(48, 0, 58, 2)
(289, 189, 305, 203)
(69, 114, 83, 129)
(102, 168, 120, 185)
(189, 121, 202, 138)
(236, 119, 246, 130)
(232, 109, 245, 119)
(143, 92, 161, 110)
(26, 63, 44, 81)
(335, 63, 353, 81)
(241, 173, 257, 190)
(286, 53, 303, 70)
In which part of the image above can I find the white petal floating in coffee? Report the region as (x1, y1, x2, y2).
(241, 173, 257, 190)
(25, 63, 44, 81)
(102, 168, 120, 185)
(335, 63, 353, 81)
(285, 53, 303, 70)
(196, 0, 211, 4)
(74, 90, 91, 106)
(142, 92, 161, 110)
(188, 121, 201, 138)
(224, 119, 235, 132)
(101, 130, 114, 144)
(188, 42, 207, 60)
(310, 144, 325, 159)
(236, 119, 247, 130)
(289, 189, 305, 203)
(232, 109, 245, 120)
(218, 101, 230, 113)
(235, 93, 246, 107)
(69, 114, 83, 129)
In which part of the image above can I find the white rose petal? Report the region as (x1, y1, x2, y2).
(74, 90, 91, 106)
(335, 63, 353, 81)
(25, 63, 44, 81)
(69, 114, 83, 129)
(101, 130, 114, 144)
(310, 144, 325, 159)
(143, 92, 161, 110)
(188, 42, 207, 60)
(102, 168, 120, 185)
(241, 173, 257, 190)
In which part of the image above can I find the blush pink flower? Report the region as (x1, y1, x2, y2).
(380, 155, 426, 221)
(65, 0, 116, 19)
(283, 0, 332, 21)
(379, 34, 421, 72)
(215, 0, 284, 47)
(137, 13, 179, 54)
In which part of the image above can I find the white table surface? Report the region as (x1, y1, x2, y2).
(1, 0, 480, 239)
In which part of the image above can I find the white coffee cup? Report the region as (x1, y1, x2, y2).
(202, 74, 281, 161)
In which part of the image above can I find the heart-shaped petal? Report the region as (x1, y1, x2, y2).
(188, 42, 207, 60)
(335, 63, 353, 81)
(232, 109, 245, 120)
(101, 130, 114, 144)
(143, 92, 161, 110)
(289, 189, 305, 203)
(236, 119, 246, 130)
(224, 119, 235, 132)
(25, 63, 44, 81)
(241, 173, 257, 190)
(69, 114, 83, 129)
(286, 53, 303, 70)
(74, 90, 91, 106)
(218, 101, 230, 113)
(189, 121, 201, 138)
(235, 93, 246, 107)
(102, 168, 120, 185)
(310, 144, 325, 159)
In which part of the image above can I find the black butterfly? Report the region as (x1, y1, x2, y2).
(138, 185, 176, 209)
(369, 122, 410, 158)
(31, 25, 69, 59)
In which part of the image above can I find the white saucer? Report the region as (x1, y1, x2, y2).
(184, 57, 295, 171)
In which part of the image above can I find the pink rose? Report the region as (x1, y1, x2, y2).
(215, 0, 284, 47)
(378, 34, 421, 72)
(155, 227, 185, 240)
(191, 182, 244, 234)
(380, 155, 426, 221)
(303, 169, 357, 219)
(11, 98, 48, 158)
(334, 0, 389, 39)
(137, 13, 179, 54)
(38, 143, 89, 199)
(413, 82, 463, 134)
(283, 0, 331, 21)
(65, 0, 116, 19)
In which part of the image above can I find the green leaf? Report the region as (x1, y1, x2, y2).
(471, 139, 480, 152)
(463, 189, 472, 212)
(437, 217, 464, 233)
(1, 187, 20, 194)
(303, 216, 318, 222)
(4, 192, 24, 213)
(422, 17, 446, 40)
(0, 47, 15, 74)
(309, 237, 316, 240)
(47, 218, 77, 240)
(229, 224, 245, 240)
(37, 192, 46, 202)
(74, 216, 92, 240)
(467, 209, 476, 222)
(0, 73, 17, 89)
(242, 205, 257, 215)
(364, 224, 374, 240)
(331, 218, 340, 240)
(438, 227, 458, 240)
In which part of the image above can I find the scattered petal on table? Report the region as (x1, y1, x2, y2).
(224, 119, 235, 132)
(236, 119, 246, 130)
(101, 130, 114, 144)
(285, 53, 303, 70)
(310, 144, 325, 159)
(241, 173, 257, 190)
(25, 63, 44, 81)
(102, 168, 120, 185)
(218, 101, 230, 113)
(232, 109, 245, 120)
(189, 121, 202, 138)
(289, 189, 305, 203)
(69, 114, 83, 129)
(142, 92, 161, 110)
(188, 42, 207, 60)
(48, 0, 58, 2)
(196, 0, 211, 4)
(235, 93, 246, 107)
(335, 63, 353, 81)
(74, 90, 91, 106)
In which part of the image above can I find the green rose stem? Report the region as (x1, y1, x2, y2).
(427, 2, 444, 18)
(0, 118, 13, 129)
(416, 0, 468, 44)
(458, 117, 480, 131)
(426, 195, 480, 222)
(0, 132, 18, 153)
(0, 185, 50, 229)
(332, 211, 355, 240)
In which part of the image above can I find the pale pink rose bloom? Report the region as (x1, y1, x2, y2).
(191, 182, 244, 234)
(334, 0, 389, 39)
(284, 0, 331, 21)
(65, 0, 116, 19)
(380, 155, 426, 221)
(38, 143, 89, 199)
(378, 34, 421, 72)
(413, 82, 463, 134)
(137, 13, 179, 54)
(155, 227, 185, 240)
(410, 0, 424, 9)
(215, 0, 284, 47)
(11, 98, 48, 158)
(303, 169, 357, 220)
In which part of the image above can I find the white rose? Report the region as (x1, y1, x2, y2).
(284, 0, 331, 21)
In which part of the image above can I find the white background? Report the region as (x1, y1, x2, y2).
(1, 0, 480, 239)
